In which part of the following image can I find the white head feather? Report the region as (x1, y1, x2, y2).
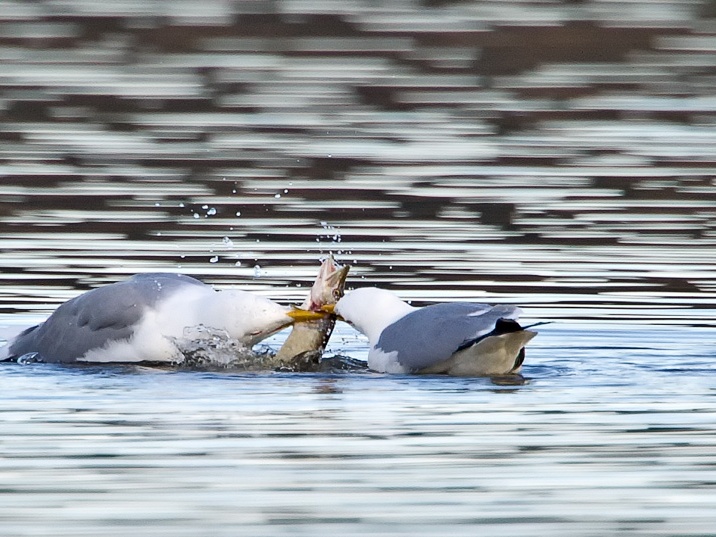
(334, 287, 415, 343)
(196, 290, 294, 346)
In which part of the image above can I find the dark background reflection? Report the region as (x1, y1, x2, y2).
(0, 0, 714, 322)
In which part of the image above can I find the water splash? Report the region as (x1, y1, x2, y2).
(170, 325, 266, 369)
(16, 352, 43, 365)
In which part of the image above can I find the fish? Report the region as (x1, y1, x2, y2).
(273, 255, 349, 371)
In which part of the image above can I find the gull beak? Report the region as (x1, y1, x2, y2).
(320, 304, 336, 314)
(319, 303, 345, 322)
(286, 307, 329, 322)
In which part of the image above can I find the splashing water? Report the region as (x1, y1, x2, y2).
(170, 326, 274, 370)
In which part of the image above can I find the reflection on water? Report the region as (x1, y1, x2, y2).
(1, 0, 716, 535)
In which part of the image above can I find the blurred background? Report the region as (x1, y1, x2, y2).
(0, 0, 715, 324)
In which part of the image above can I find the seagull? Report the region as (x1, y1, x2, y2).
(326, 287, 537, 376)
(0, 273, 324, 364)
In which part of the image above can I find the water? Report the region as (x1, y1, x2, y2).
(2, 0, 716, 535)
(3, 326, 716, 536)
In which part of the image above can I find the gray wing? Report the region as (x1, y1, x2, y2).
(7, 273, 208, 363)
(376, 302, 521, 371)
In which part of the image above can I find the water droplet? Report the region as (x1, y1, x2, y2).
(253, 265, 262, 278)
(206, 207, 217, 216)
(283, 189, 288, 194)
(179, 202, 185, 208)
(202, 204, 209, 209)
(234, 261, 242, 267)
(274, 193, 281, 199)
(209, 256, 219, 263)
(193, 213, 200, 219)
(235, 211, 241, 217)
(222, 236, 234, 247)
(154, 202, 160, 207)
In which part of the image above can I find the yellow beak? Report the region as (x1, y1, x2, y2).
(319, 303, 345, 322)
(286, 308, 329, 322)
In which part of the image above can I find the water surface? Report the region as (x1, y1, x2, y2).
(3, 325, 716, 536)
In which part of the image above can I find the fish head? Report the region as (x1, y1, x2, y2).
(307, 255, 349, 310)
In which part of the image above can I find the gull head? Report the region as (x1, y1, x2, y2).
(206, 290, 325, 347)
(333, 287, 415, 343)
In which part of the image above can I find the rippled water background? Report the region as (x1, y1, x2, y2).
(1, 0, 716, 535)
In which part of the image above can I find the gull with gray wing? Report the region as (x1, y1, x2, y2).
(1, 273, 323, 364)
(329, 287, 537, 376)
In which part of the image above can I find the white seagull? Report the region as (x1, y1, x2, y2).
(327, 287, 538, 376)
(1, 273, 324, 364)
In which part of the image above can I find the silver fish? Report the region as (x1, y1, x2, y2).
(274, 256, 349, 369)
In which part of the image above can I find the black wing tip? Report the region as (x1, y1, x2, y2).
(455, 318, 536, 353)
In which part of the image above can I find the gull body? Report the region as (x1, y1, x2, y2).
(333, 287, 537, 376)
(1, 273, 319, 364)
